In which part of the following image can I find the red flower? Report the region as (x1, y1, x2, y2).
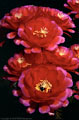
(64, 0, 79, 18)
(70, 44, 79, 59)
(18, 64, 73, 114)
(43, 46, 79, 71)
(73, 81, 79, 100)
(3, 52, 47, 81)
(0, 5, 75, 53)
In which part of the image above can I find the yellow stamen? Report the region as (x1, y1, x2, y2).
(76, 0, 79, 3)
(17, 57, 32, 67)
(56, 49, 67, 56)
(33, 27, 49, 38)
(17, 57, 25, 64)
(35, 79, 52, 93)
(15, 13, 22, 19)
(59, 51, 66, 56)
(74, 46, 79, 51)
(57, 12, 65, 19)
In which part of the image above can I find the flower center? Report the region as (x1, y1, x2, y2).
(17, 57, 25, 63)
(75, 0, 79, 3)
(56, 48, 67, 56)
(57, 12, 65, 19)
(74, 46, 79, 51)
(35, 79, 52, 93)
(33, 27, 49, 38)
(17, 57, 32, 67)
(59, 51, 67, 56)
(15, 13, 22, 19)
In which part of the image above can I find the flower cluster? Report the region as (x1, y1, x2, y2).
(64, 0, 79, 18)
(0, 4, 79, 116)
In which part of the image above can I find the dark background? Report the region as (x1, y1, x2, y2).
(0, 0, 79, 120)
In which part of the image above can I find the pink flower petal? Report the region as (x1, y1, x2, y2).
(7, 32, 16, 39)
(74, 95, 79, 100)
(67, 89, 73, 97)
(14, 39, 21, 45)
(62, 100, 69, 107)
(20, 41, 30, 48)
(50, 100, 62, 109)
(26, 107, 35, 114)
(24, 49, 31, 54)
(19, 98, 30, 106)
(12, 90, 21, 97)
(0, 41, 5, 47)
(46, 45, 57, 51)
(58, 89, 69, 101)
(48, 112, 55, 116)
(39, 105, 50, 114)
(31, 48, 41, 53)
(76, 81, 79, 89)
(66, 78, 73, 87)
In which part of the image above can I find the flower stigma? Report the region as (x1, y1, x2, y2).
(15, 13, 22, 19)
(33, 27, 49, 38)
(35, 79, 52, 93)
(17, 57, 25, 63)
(56, 48, 67, 56)
(57, 12, 65, 19)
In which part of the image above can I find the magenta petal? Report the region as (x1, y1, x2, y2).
(24, 49, 31, 54)
(3, 65, 12, 74)
(74, 95, 79, 100)
(14, 39, 21, 45)
(39, 105, 50, 114)
(62, 100, 69, 107)
(67, 89, 73, 97)
(76, 81, 79, 89)
(12, 90, 20, 97)
(26, 107, 35, 114)
(48, 112, 55, 116)
(66, 78, 73, 87)
(46, 45, 57, 51)
(7, 32, 16, 39)
(19, 98, 30, 107)
(50, 101, 62, 109)
(18, 28, 24, 37)
(20, 41, 30, 48)
(31, 48, 41, 53)
(18, 74, 25, 88)
(58, 89, 69, 101)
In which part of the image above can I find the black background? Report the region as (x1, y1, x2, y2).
(0, 0, 79, 120)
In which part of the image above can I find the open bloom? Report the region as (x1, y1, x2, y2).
(0, 5, 75, 53)
(3, 52, 47, 81)
(18, 64, 73, 114)
(70, 44, 79, 59)
(73, 81, 79, 100)
(3, 53, 31, 81)
(64, 0, 79, 18)
(43, 46, 79, 71)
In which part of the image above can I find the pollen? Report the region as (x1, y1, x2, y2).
(35, 79, 52, 93)
(15, 13, 22, 19)
(17, 57, 25, 64)
(33, 27, 49, 38)
(75, 0, 79, 3)
(17, 57, 32, 67)
(57, 12, 65, 19)
(74, 46, 79, 51)
(59, 51, 66, 56)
